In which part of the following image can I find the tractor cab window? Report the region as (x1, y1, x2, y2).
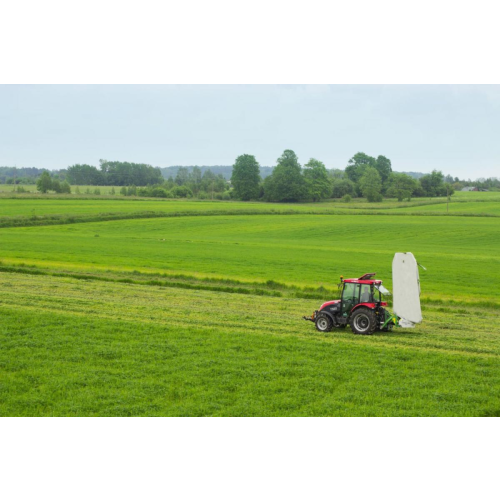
(341, 283, 360, 315)
(360, 284, 373, 303)
(374, 284, 391, 302)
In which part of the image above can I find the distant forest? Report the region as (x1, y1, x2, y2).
(161, 165, 275, 180)
(162, 166, 427, 182)
(2, 164, 493, 185)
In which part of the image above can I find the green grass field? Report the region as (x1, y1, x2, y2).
(1, 190, 499, 222)
(0, 191, 499, 416)
(1, 272, 499, 416)
(0, 214, 498, 301)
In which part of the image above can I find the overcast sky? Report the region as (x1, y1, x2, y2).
(1, 85, 499, 178)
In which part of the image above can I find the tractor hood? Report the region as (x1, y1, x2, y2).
(392, 252, 422, 327)
(320, 300, 340, 310)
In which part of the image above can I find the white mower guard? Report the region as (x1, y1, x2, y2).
(392, 252, 423, 327)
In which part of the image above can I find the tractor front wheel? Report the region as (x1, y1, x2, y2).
(315, 313, 333, 332)
(349, 308, 377, 335)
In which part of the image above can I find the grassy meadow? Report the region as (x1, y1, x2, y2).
(1, 271, 499, 416)
(0, 190, 499, 416)
(0, 214, 498, 301)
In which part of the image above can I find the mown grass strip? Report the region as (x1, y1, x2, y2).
(1, 263, 498, 310)
(0, 263, 341, 300)
(0, 264, 282, 298)
(1, 208, 499, 229)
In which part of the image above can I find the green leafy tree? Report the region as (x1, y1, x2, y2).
(151, 187, 169, 198)
(165, 176, 175, 189)
(175, 167, 189, 186)
(66, 164, 103, 185)
(345, 152, 376, 184)
(419, 170, 448, 197)
(359, 167, 382, 202)
(189, 166, 203, 197)
(52, 179, 62, 193)
(60, 181, 71, 194)
(36, 171, 52, 193)
(201, 170, 217, 199)
(332, 178, 356, 198)
(100, 160, 162, 186)
(196, 170, 227, 199)
(171, 185, 193, 198)
(329, 168, 345, 179)
(345, 152, 392, 194)
(231, 154, 261, 201)
(375, 155, 392, 185)
(303, 158, 332, 201)
(386, 173, 418, 201)
(264, 150, 306, 202)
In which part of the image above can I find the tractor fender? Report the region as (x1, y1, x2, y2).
(317, 309, 336, 322)
(347, 304, 378, 324)
(351, 303, 377, 314)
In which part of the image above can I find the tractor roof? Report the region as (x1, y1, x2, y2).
(343, 273, 382, 285)
(344, 279, 382, 284)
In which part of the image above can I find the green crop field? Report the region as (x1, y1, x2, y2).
(0, 192, 499, 416)
(0, 192, 441, 216)
(0, 214, 498, 301)
(1, 189, 499, 223)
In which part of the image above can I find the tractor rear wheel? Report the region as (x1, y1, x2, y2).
(349, 308, 377, 335)
(315, 313, 333, 332)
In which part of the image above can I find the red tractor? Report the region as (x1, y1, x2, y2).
(303, 273, 397, 335)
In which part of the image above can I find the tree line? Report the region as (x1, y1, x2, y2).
(65, 160, 163, 186)
(231, 150, 462, 202)
(3, 156, 499, 200)
(122, 167, 230, 199)
(0, 166, 67, 184)
(161, 165, 274, 180)
(36, 171, 71, 194)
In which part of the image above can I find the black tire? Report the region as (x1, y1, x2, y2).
(315, 313, 333, 332)
(349, 308, 377, 335)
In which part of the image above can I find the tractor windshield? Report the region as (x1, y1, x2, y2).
(341, 283, 360, 315)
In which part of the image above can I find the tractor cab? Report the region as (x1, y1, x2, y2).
(340, 277, 390, 316)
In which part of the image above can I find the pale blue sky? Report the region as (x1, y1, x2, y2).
(1, 85, 499, 178)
